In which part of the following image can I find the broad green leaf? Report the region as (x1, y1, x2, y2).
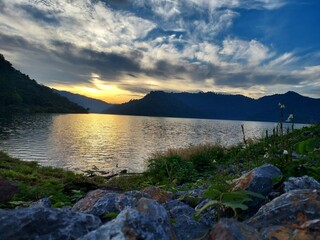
(204, 188, 221, 199)
(237, 190, 265, 199)
(223, 202, 248, 210)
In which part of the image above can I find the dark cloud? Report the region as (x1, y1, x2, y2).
(50, 40, 142, 79)
(0, 33, 42, 52)
(16, 4, 60, 26)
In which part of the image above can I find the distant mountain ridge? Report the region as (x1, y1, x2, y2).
(105, 91, 320, 123)
(54, 90, 113, 113)
(0, 54, 87, 114)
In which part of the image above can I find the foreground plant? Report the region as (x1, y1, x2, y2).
(195, 183, 264, 221)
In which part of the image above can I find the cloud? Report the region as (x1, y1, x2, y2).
(220, 38, 272, 66)
(1, 0, 319, 101)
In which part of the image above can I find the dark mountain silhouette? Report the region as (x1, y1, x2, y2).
(54, 90, 113, 113)
(105, 91, 320, 123)
(0, 54, 87, 113)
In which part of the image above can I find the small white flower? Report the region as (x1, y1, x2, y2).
(278, 102, 285, 109)
(283, 150, 288, 155)
(286, 114, 294, 122)
(264, 153, 269, 158)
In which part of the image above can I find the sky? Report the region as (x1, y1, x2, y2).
(0, 0, 319, 103)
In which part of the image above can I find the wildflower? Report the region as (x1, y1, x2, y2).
(286, 114, 294, 122)
(278, 103, 285, 109)
(283, 150, 288, 155)
(264, 153, 269, 158)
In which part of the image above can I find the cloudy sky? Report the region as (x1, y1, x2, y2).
(0, 0, 319, 103)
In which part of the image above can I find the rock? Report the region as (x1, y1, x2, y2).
(29, 197, 52, 208)
(136, 197, 172, 236)
(142, 186, 173, 203)
(80, 208, 172, 240)
(232, 164, 282, 196)
(232, 164, 282, 215)
(163, 199, 188, 210)
(115, 190, 151, 211)
(114, 194, 138, 211)
(247, 189, 320, 238)
(175, 188, 206, 207)
(208, 218, 262, 240)
(72, 189, 109, 212)
(261, 219, 320, 240)
(123, 190, 151, 199)
(0, 177, 19, 204)
(0, 207, 101, 240)
(283, 176, 320, 192)
(169, 202, 210, 240)
(87, 192, 119, 216)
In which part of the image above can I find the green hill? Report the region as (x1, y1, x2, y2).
(0, 54, 87, 114)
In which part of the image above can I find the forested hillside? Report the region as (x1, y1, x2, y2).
(0, 54, 87, 114)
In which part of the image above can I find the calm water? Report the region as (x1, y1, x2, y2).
(0, 114, 306, 173)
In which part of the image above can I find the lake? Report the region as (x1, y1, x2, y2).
(0, 114, 306, 173)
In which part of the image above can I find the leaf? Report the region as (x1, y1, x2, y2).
(195, 200, 219, 219)
(237, 190, 265, 199)
(223, 201, 248, 210)
(203, 188, 221, 199)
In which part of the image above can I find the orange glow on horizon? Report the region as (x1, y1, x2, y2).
(50, 84, 144, 104)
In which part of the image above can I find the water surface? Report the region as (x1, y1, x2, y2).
(0, 114, 306, 173)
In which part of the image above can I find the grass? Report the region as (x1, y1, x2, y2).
(0, 124, 319, 208)
(0, 152, 106, 208)
(144, 124, 320, 186)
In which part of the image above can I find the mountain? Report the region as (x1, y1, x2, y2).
(0, 54, 87, 114)
(105, 91, 320, 123)
(54, 90, 113, 113)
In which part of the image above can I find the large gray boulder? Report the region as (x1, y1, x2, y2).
(81, 207, 173, 240)
(0, 207, 101, 240)
(247, 189, 320, 238)
(232, 164, 282, 196)
(232, 164, 282, 215)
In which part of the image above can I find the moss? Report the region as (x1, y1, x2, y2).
(0, 151, 105, 208)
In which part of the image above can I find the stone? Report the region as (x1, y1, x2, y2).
(87, 192, 119, 216)
(123, 190, 151, 199)
(247, 189, 320, 237)
(0, 177, 19, 204)
(142, 186, 173, 203)
(29, 197, 52, 208)
(80, 208, 172, 240)
(0, 207, 101, 240)
(175, 188, 205, 207)
(283, 176, 320, 192)
(72, 189, 109, 212)
(232, 164, 282, 215)
(136, 197, 172, 236)
(169, 202, 210, 240)
(261, 219, 320, 240)
(114, 194, 138, 211)
(208, 218, 262, 240)
(232, 164, 282, 196)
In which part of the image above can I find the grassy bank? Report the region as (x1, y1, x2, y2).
(0, 152, 106, 208)
(0, 124, 319, 208)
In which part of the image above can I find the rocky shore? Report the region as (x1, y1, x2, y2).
(1, 164, 319, 240)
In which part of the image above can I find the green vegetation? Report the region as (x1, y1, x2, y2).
(0, 124, 319, 211)
(0, 152, 105, 208)
(145, 125, 320, 186)
(195, 183, 264, 220)
(0, 54, 87, 113)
